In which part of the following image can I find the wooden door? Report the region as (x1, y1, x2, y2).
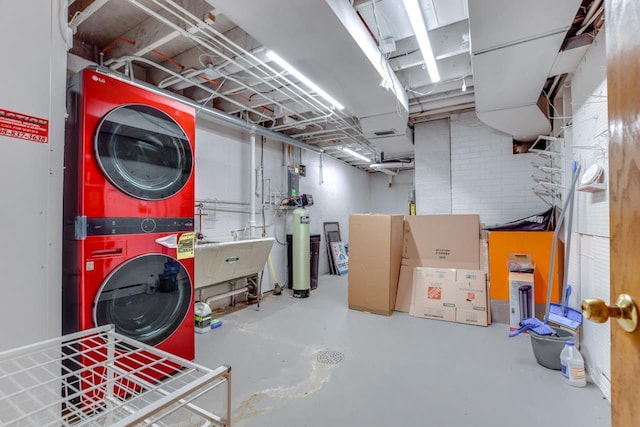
(606, 0, 640, 425)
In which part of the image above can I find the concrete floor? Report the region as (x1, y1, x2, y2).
(195, 274, 611, 427)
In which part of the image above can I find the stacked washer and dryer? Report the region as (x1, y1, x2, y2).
(63, 67, 197, 361)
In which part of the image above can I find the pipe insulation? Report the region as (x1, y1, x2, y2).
(204, 287, 249, 305)
(250, 131, 257, 236)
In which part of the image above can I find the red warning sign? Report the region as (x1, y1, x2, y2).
(0, 108, 49, 143)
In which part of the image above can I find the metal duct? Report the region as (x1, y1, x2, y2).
(468, 0, 583, 140)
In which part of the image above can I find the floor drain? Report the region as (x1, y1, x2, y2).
(316, 351, 344, 365)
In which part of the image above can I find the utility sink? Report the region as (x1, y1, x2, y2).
(194, 237, 275, 289)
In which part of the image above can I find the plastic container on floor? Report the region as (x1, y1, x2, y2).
(195, 302, 212, 334)
(560, 340, 586, 387)
(529, 327, 574, 370)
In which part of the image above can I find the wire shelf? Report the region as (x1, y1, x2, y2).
(0, 325, 231, 426)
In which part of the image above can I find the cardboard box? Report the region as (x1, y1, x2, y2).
(348, 214, 404, 316)
(420, 305, 456, 322)
(454, 269, 488, 311)
(508, 254, 535, 330)
(395, 257, 433, 313)
(453, 269, 489, 326)
(409, 267, 456, 319)
(394, 262, 414, 313)
(456, 308, 489, 326)
(403, 215, 480, 269)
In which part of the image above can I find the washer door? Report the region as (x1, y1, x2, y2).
(94, 254, 192, 346)
(95, 104, 193, 200)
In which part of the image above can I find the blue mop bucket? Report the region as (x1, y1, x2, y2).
(529, 327, 575, 370)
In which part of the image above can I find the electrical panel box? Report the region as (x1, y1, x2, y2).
(288, 166, 300, 197)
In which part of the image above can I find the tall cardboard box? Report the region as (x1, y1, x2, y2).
(403, 215, 480, 269)
(348, 214, 404, 316)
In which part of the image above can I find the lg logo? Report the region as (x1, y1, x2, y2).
(91, 75, 106, 84)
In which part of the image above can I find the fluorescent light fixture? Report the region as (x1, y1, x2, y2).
(325, 0, 407, 108)
(266, 50, 345, 110)
(342, 147, 371, 163)
(403, 0, 440, 83)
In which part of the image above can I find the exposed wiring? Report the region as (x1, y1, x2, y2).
(195, 78, 226, 116)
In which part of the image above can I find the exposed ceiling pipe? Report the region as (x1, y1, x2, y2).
(94, 0, 373, 163)
(159, 47, 269, 90)
(91, 66, 324, 153)
(125, 0, 378, 157)
(377, 168, 398, 176)
(112, 55, 275, 122)
(118, 0, 335, 118)
(68, 0, 111, 33)
(249, 131, 257, 236)
(581, 0, 602, 27)
(370, 161, 414, 169)
(576, 2, 603, 36)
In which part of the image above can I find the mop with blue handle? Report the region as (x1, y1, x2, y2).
(547, 161, 584, 330)
(509, 162, 581, 338)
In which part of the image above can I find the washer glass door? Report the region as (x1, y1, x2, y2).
(93, 254, 192, 346)
(95, 104, 193, 200)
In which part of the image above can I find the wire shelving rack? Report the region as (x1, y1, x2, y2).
(0, 325, 231, 426)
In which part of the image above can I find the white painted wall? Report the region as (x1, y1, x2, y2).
(0, 1, 66, 351)
(414, 119, 451, 214)
(413, 113, 548, 224)
(565, 30, 611, 400)
(451, 112, 548, 225)
(369, 170, 414, 214)
(194, 119, 371, 296)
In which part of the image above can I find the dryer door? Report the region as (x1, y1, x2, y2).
(95, 104, 193, 200)
(93, 254, 192, 346)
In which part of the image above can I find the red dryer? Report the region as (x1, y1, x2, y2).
(63, 67, 196, 362)
(68, 67, 195, 219)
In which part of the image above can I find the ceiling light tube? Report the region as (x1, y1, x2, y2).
(342, 147, 371, 163)
(266, 50, 345, 110)
(403, 0, 440, 83)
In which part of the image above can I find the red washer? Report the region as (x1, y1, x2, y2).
(67, 68, 195, 219)
(72, 232, 195, 361)
(62, 232, 194, 405)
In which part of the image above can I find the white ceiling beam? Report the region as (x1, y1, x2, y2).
(103, 0, 214, 63)
(68, 0, 112, 32)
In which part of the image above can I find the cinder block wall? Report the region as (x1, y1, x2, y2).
(450, 112, 546, 226)
(414, 119, 452, 214)
(413, 113, 547, 225)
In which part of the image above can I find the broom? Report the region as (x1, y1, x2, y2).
(267, 255, 282, 295)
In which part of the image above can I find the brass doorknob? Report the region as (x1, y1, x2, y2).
(582, 294, 638, 332)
